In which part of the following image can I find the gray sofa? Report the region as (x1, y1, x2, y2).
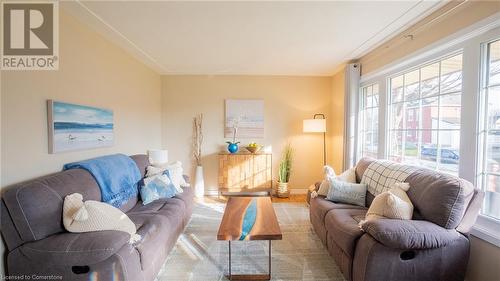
(1, 154, 194, 281)
(309, 157, 484, 281)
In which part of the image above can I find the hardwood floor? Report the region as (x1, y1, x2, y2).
(270, 194, 306, 203)
(201, 194, 307, 204)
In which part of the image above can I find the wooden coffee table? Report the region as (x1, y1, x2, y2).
(217, 197, 282, 280)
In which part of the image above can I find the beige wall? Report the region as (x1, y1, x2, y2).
(359, 1, 500, 76)
(466, 236, 500, 281)
(1, 11, 162, 275)
(1, 12, 162, 187)
(330, 69, 345, 173)
(161, 75, 335, 194)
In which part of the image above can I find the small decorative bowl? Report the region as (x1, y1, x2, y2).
(245, 146, 261, 154)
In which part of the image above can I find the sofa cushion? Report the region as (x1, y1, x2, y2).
(456, 189, 484, 233)
(127, 197, 187, 270)
(128, 211, 184, 270)
(361, 219, 463, 250)
(174, 185, 195, 219)
(129, 198, 186, 217)
(2, 169, 102, 243)
(131, 154, 150, 178)
(406, 169, 475, 229)
(1, 200, 24, 251)
(355, 157, 375, 183)
(128, 199, 169, 214)
(325, 208, 367, 258)
(157, 198, 186, 218)
(174, 185, 194, 204)
(310, 197, 366, 228)
(19, 230, 129, 266)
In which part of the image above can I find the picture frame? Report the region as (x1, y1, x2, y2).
(47, 100, 114, 153)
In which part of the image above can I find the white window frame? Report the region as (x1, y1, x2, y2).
(385, 51, 463, 175)
(358, 83, 380, 159)
(357, 14, 500, 247)
(475, 38, 500, 242)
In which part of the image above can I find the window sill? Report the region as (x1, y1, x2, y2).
(470, 215, 500, 248)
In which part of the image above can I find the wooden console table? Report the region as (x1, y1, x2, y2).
(218, 152, 272, 195)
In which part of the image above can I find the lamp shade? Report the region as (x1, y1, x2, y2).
(303, 119, 326, 133)
(148, 149, 169, 166)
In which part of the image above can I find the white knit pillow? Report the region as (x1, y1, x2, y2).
(317, 180, 330, 197)
(145, 161, 189, 190)
(63, 193, 140, 243)
(317, 166, 357, 196)
(361, 182, 413, 224)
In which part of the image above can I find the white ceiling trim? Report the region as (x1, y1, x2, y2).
(346, 0, 448, 60)
(360, 12, 500, 83)
(63, 0, 169, 74)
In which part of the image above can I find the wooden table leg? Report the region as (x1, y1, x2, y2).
(269, 240, 271, 277)
(225, 240, 272, 281)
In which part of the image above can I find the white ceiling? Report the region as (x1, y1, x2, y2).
(62, 1, 447, 76)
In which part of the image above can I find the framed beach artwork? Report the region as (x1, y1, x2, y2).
(225, 99, 264, 138)
(47, 100, 114, 153)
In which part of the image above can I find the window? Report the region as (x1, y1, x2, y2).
(388, 54, 463, 175)
(359, 84, 379, 158)
(356, 25, 500, 246)
(479, 39, 500, 220)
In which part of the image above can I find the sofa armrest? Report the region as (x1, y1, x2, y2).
(19, 230, 130, 266)
(306, 182, 322, 205)
(361, 219, 463, 250)
(456, 189, 484, 233)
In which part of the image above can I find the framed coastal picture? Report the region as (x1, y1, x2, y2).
(47, 100, 114, 153)
(225, 99, 264, 138)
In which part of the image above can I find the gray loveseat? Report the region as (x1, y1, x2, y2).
(309, 157, 484, 281)
(1, 154, 194, 281)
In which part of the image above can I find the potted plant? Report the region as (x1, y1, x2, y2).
(226, 117, 240, 153)
(193, 113, 204, 198)
(277, 143, 293, 198)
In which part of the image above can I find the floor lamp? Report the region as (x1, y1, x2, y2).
(303, 114, 327, 166)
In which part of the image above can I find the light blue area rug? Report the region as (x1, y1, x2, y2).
(156, 199, 346, 281)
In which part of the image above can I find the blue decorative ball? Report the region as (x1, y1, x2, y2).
(227, 143, 239, 153)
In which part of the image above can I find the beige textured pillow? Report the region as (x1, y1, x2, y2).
(337, 167, 357, 183)
(317, 166, 357, 196)
(317, 180, 330, 196)
(361, 182, 413, 224)
(63, 193, 140, 243)
(317, 166, 336, 196)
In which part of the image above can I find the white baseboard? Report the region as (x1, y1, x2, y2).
(289, 188, 308, 195)
(204, 190, 219, 197)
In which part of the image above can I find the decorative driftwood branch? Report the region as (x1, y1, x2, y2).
(192, 114, 203, 166)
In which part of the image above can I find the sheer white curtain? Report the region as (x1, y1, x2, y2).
(343, 63, 361, 169)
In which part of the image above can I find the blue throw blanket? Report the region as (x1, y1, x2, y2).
(64, 154, 141, 208)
